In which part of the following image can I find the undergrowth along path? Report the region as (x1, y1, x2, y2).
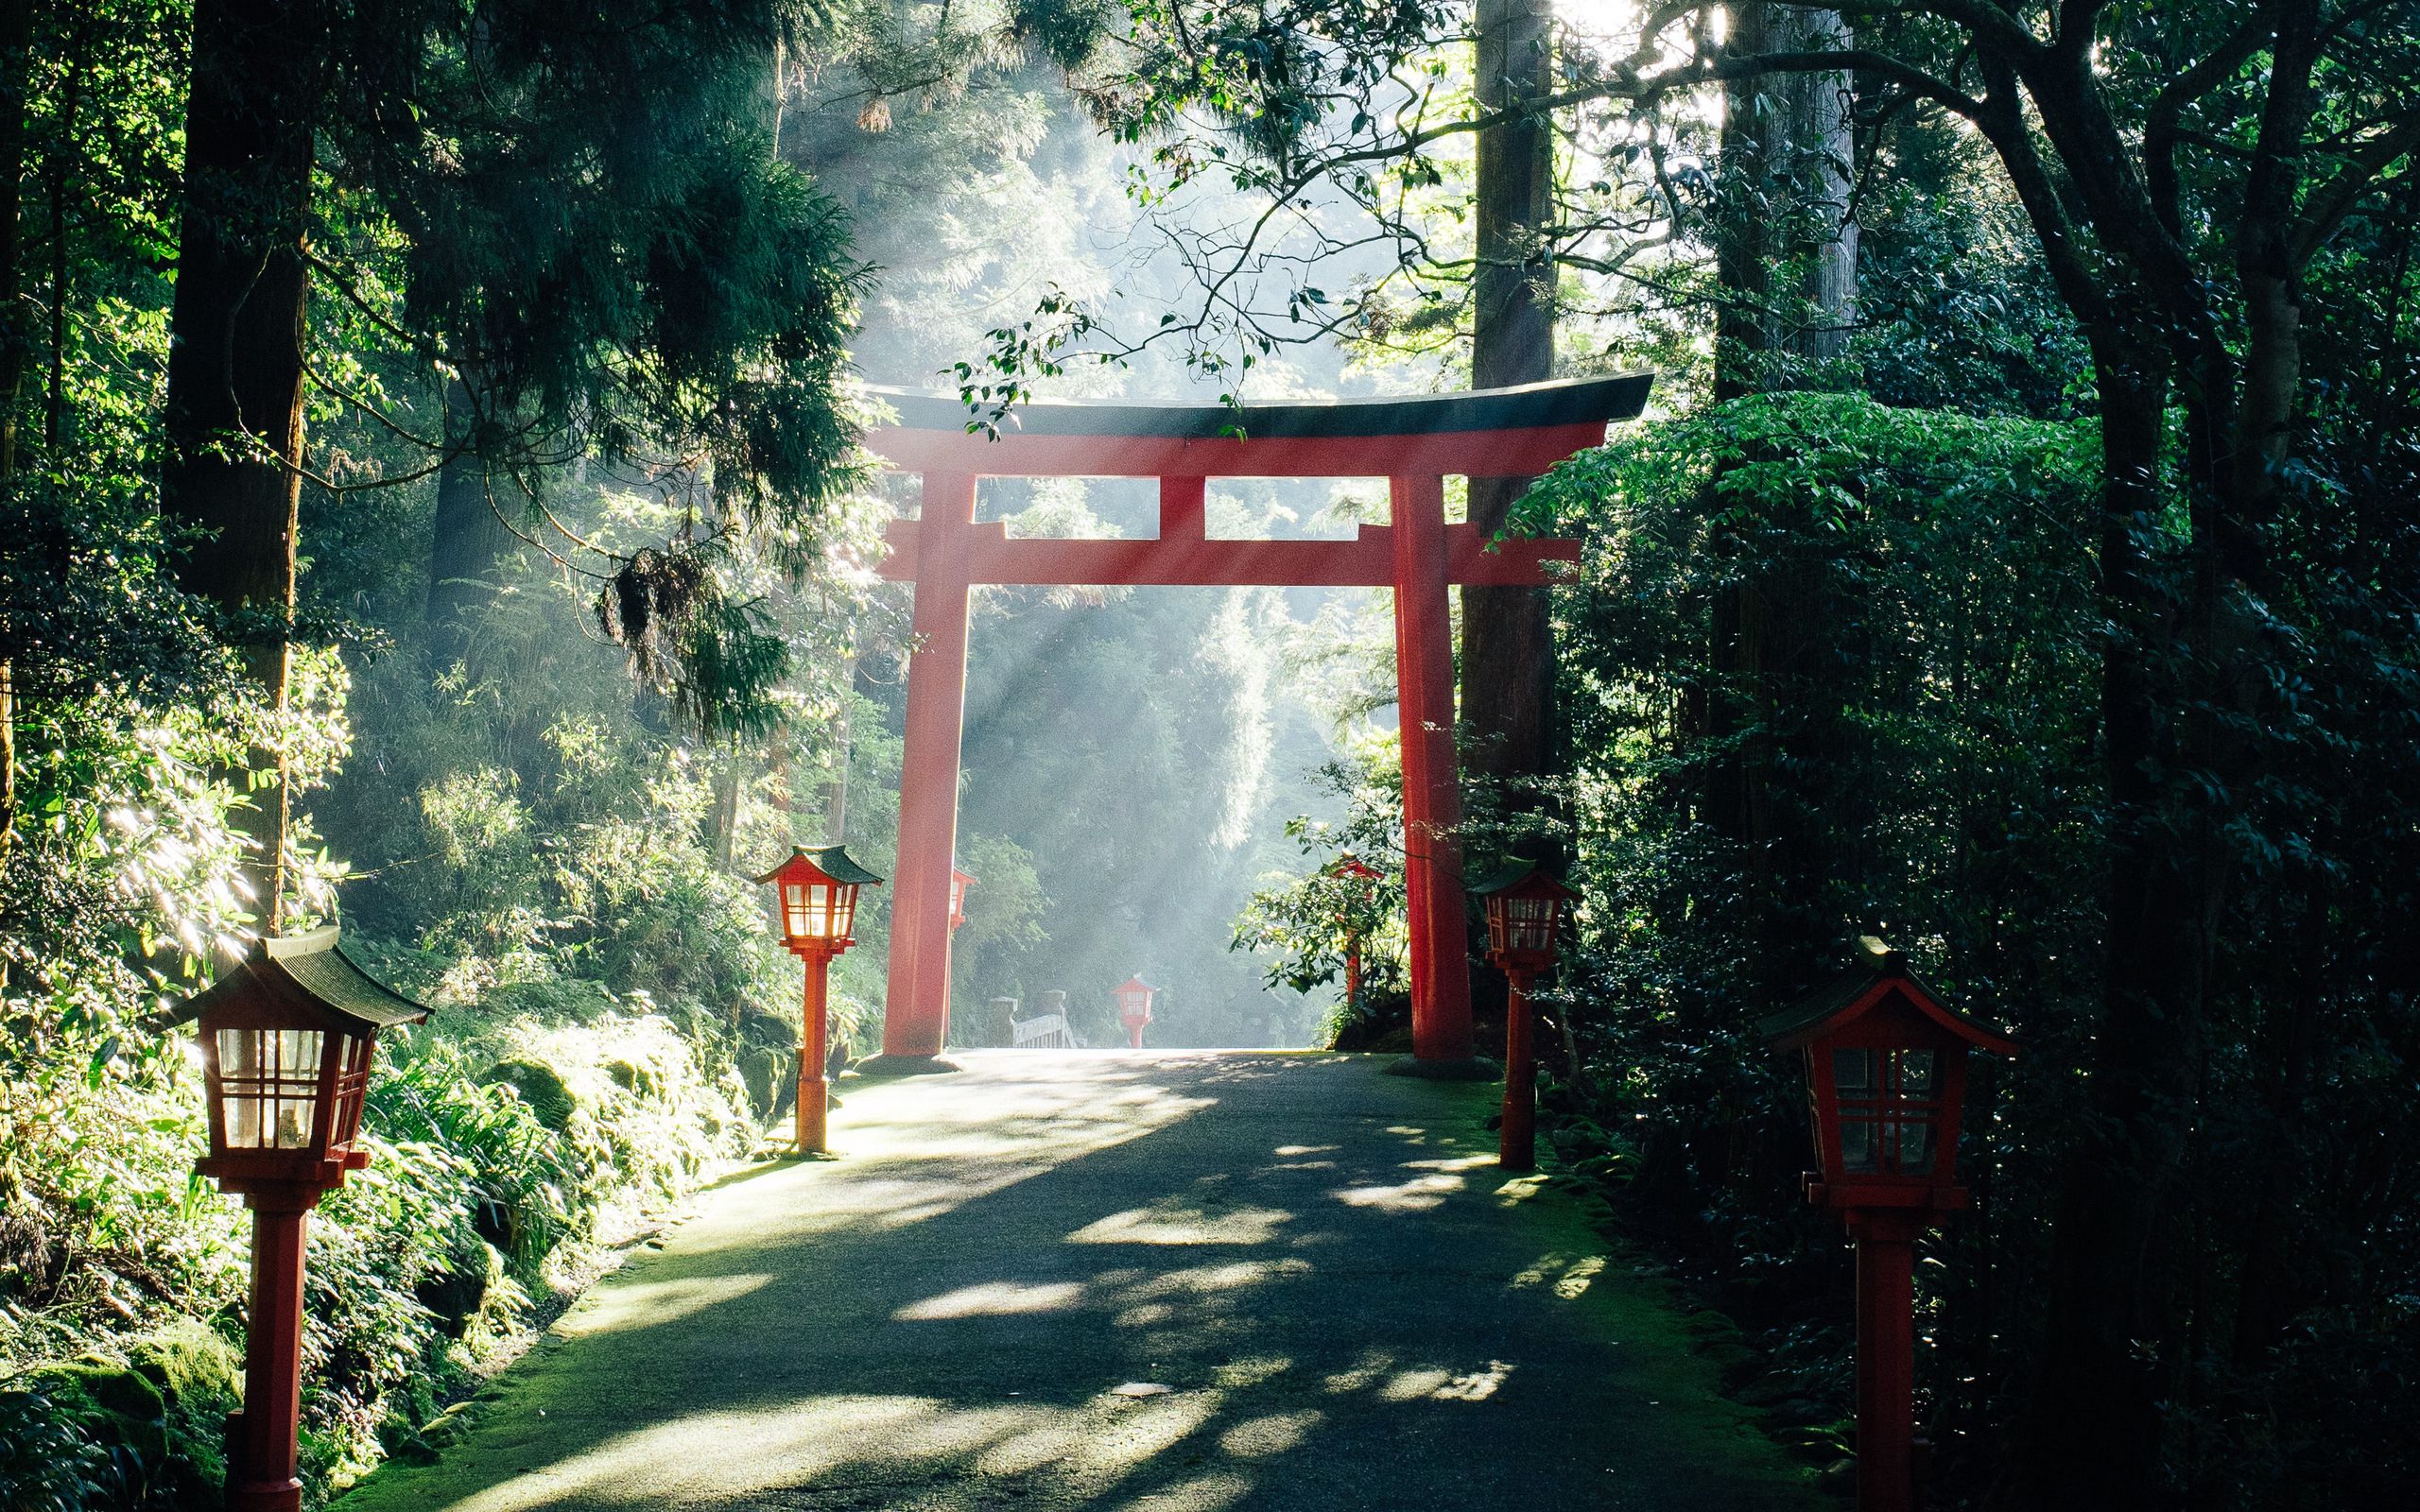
(338, 1050, 1824, 1511)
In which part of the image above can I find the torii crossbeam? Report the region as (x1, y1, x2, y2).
(864, 374, 1652, 1071)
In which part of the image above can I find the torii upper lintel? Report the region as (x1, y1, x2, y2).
(862, 374, 1652, 1071)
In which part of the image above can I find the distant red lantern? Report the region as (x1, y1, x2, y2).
(1115, 974, 1157, 1049)
(1470, 862, 1576, 1174)
(948, 867, 976, 932)
(186, 927, 427, 1512)
(1765, 938, 2016, 1512)
(756, 845, 884, 1154)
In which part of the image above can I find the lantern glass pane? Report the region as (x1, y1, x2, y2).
(216, 1027, 324, 1150)
(801, 881, 833, 938)
(783, 881, 810, 940)
(1840, 1115, 1874, 1173)
(1895, 1119, 1935, 1175)
(1830, 1047, 1943, 1178)
(1507, 897, 1552, 953)
(331, 1030, 375, 1151)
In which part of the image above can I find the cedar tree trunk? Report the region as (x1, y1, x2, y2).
(162, 0, 322, 934)
(1459, 0, 1556, 788)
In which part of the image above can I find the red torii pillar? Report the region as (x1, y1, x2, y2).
(856, 376, 1651, 1074)
(880, 469, 977, 1066)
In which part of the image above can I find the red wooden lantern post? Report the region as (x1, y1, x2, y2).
(756, 844, 883, 1154)
(948, 867, 976, 932)
(1765, 938, 2016, 1512)
(1328, 854, 1382, 1014)
(1115, 975, 1157, 1049)
(184, 927, 427, 1512)
(1471, 863, 1575, 1173)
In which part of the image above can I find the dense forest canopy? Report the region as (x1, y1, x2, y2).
(2, 3, 2416, 1510)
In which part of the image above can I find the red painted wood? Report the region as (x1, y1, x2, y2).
(798, 951, 831, 1153)
(230, 1196, 311, 1512)
(1500, 972, 1538, 1169)
(1159, 475, 1206, 541)
(882, 472, 977, 1059)
(1852, 1211, 1924, 1512)
(865, 421, 1613, 479)
(871, 403, 1623, 1065)
(877, 519, 1577, 588)
(1391, 474, 1475, 1061)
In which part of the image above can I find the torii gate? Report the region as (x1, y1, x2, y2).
(861, 374, 1652, 1072)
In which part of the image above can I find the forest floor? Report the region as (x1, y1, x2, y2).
(336, 1051, 1825, 1511)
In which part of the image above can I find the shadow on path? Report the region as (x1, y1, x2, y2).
(337, 1051, 1823, 1511)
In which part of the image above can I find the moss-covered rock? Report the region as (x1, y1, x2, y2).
(739, 1046, 786, 1117)
(480, 1058, 576, 1130)
(127, 1319, 241, 1408)
(415, 1228, 501, 1338)
(606, 1058, 660, 1098)
(737, 1008, 797, 1049)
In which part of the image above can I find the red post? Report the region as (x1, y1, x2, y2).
(1850, 1209, 1922, 1512)
(797, 951, 831, 1153)
(1389, 473, 1474, 1063)
(1128, 1021, 1146, 1050)
(1344, 939, 1363, 1014)
(1159, 473, 1207, 542)
(882, 472, 977, 1058)
(228, 1194, 312, 1512)
(1498, 971, 1537, 1170)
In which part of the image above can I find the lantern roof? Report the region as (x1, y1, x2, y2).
(1760, 936, 2015, 1056)
(753, 843, 884, 888)
(180, 925, 429, 1034)
(1466, 860, 1577, 902)
(1328, 852, 1382, 880)
(1115, 974, 1157, 994)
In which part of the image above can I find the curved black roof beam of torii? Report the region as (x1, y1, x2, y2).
(859, 373, 1655, 479)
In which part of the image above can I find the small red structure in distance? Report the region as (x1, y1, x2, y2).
(948, 867, 975, 932)
(1115, 975, 1157, 1049)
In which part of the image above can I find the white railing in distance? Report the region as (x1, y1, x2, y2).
(1011, 1013, 1077, 1049)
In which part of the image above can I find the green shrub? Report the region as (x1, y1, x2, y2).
(0, 1380, 133, 1511)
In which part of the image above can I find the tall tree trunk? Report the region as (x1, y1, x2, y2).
(822, 678, 853, 842)
(425, 371, 519, 664)
(706, 751, 742, 869)
(1776, 9, 1857, 363)
(1712, 4, 1774, 403)
(1993, 20, 2316, 1503)
(1991, 337, 2213, 1512)
(162, 0, 322, 936)
(0, 0, 32, 868)
(1458, 0, 1556, 789)
(1715, 6, 1858, 386)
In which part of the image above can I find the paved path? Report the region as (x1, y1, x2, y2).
(340, 1052, 1823, 1511)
